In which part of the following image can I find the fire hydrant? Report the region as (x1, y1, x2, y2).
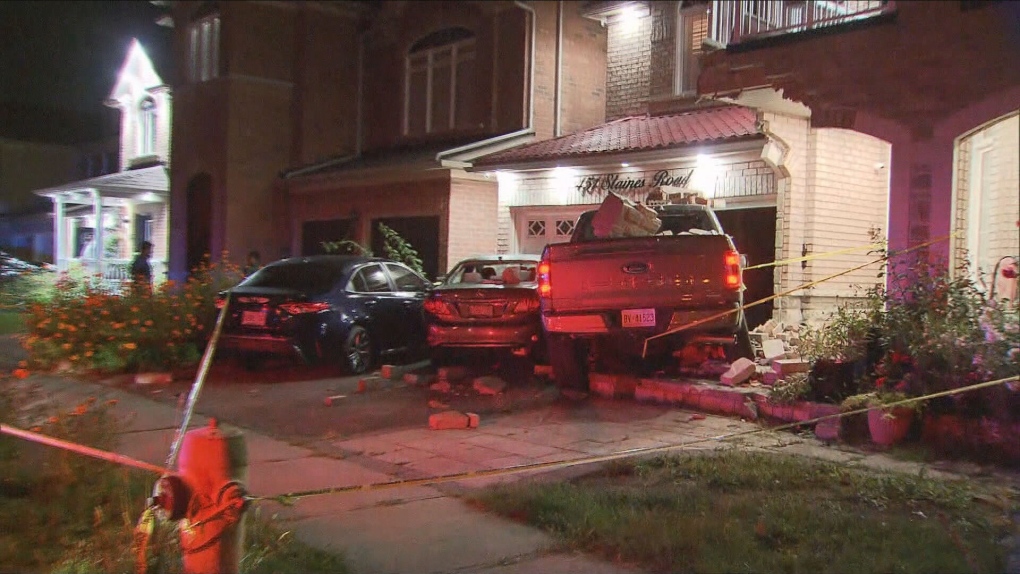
(154, 419, 248, 574)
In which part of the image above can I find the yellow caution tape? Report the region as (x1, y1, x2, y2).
(743, 242, 886, 271)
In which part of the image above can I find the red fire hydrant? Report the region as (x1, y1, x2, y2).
(154, 419, 248, 574)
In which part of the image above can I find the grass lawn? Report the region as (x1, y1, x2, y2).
(1, 386, 348, 574)
(470, 451, 1015, 574)
(0, 310, 25, 336)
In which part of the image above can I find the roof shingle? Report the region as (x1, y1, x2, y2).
(473, 105, 761, 168)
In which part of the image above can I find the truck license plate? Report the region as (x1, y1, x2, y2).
(241, 310, 267, 327)
(621, 308, 656, 328)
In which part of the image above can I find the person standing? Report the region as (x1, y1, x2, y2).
(243, 250, 262, 277)
(130, 241, 153, 292)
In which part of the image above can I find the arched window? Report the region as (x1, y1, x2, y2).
(404, 27, 478, 137)
(138, 97, 157, 156)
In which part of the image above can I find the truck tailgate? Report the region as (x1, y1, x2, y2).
(543, 235, 738, 314)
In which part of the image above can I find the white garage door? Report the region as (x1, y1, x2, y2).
(513, 206, 593, 254)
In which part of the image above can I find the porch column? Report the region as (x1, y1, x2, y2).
(124, 201, 136, 258)
(53, 197, 65, 272)
(92, 189, 104, 276)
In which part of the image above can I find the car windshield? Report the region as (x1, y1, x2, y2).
(241, 261, 347, 295)
(446, 260, 538, 285)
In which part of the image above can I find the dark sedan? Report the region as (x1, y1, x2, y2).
(424, 255, 544, 363)
(216, 256, 431, 374)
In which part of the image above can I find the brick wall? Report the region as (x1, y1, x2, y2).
(447, 173, 499, 270)
(764, 112, 892, 324)
(556, 3, 608, 136)
(801, 128, 891, 307)
(287, 176, 451, 268)
(605, 9, 651, 119)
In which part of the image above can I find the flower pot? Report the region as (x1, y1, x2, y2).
(867, 407, 913, 446)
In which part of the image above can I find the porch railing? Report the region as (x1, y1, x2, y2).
(708, 1, 893, 47)
(56, 258, 168, 294)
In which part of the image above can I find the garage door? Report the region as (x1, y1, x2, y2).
(513, 207, 593, 254)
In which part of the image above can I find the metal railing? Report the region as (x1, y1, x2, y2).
(708, 0, 892, 47)
(55, 258, 168, 294)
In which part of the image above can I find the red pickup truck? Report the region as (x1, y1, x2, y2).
(536, 202, 753, 390)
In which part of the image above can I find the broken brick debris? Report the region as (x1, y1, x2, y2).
(428, 410, 479, 430)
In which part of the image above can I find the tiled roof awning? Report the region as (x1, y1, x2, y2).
(472, 105, 764, 170)
(33, 165, 169, 204)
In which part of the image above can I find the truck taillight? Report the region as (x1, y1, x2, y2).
(724, 250, 741, 289)
(537, 259, 551, 297)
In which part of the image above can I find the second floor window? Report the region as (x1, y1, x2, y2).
(139, 97, 157, 156)
(188, 14, 220, 83)
(675, 4, 708, 96)
(404, 27, 478, 137)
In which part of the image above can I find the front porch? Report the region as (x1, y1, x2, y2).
(34, 165, 169, 293)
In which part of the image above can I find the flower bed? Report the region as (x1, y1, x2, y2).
(18, 256, 243, 374)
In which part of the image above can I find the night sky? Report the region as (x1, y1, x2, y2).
(0, 1, 171, 137)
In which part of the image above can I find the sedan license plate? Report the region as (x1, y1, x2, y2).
(241, 310, 267, 327)
(621, 308, 656, 328)
(466, 304, 493, 318)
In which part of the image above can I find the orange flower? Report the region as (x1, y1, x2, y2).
(47, 415, 59, 423)
(144, 320, 153, 326)
(122, 342, 137, 350)
(71, 404, 88, 416)
(12, 368, 29, 379)
(85, 350, 94, 357)
(29, 426, 42, 433)
(106, 399, 118, 406)
(61, 343, 71, 350)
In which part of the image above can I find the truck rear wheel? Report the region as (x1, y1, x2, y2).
(546, 335, 588, 391)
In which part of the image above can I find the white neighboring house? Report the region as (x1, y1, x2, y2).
(33, 39, 171, 289)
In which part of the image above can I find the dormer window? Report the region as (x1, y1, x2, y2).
(187, 14, 220, 83)
(139, 97, 157, 156)
(403, 27, 478, 137)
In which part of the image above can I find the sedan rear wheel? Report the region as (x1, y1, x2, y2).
(342, 326, 373, 375)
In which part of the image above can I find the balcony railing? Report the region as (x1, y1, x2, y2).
(708, 1, 894, 47)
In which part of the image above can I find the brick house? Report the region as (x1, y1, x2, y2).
(166, 0, 607, 281)
(31, 39, 171, 286)
(471, 1, 895, 327)
(694, 0, 1019, 307)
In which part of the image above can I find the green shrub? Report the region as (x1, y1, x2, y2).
(20, 255, 243, 374)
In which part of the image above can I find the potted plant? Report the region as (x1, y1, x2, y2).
(799, 294, 882, 403)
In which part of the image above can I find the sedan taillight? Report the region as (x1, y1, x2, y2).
(511, 295, 541, 314)
(278, 302, 331, 315)
(423, 296, 452, 316)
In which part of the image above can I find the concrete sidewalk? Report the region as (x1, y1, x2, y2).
(12, 373, 1020, 574)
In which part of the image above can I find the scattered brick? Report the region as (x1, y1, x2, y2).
(589, 373, 637, 399)
(437, 366, 470, 383)
(533, 364, 554, 378)
(430, 381, 452, 393)
(404, 372, 436, 386)
(473, 376, 507, 396)
(761, 339, 787, 361)
(720, 357, 756, 386)
(427, 399, 449, 409)
(814, 418, 841, 442)
(771, 358, 810, 376)
(429, 410, 476, 430)
(135, 372, 172, 386)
